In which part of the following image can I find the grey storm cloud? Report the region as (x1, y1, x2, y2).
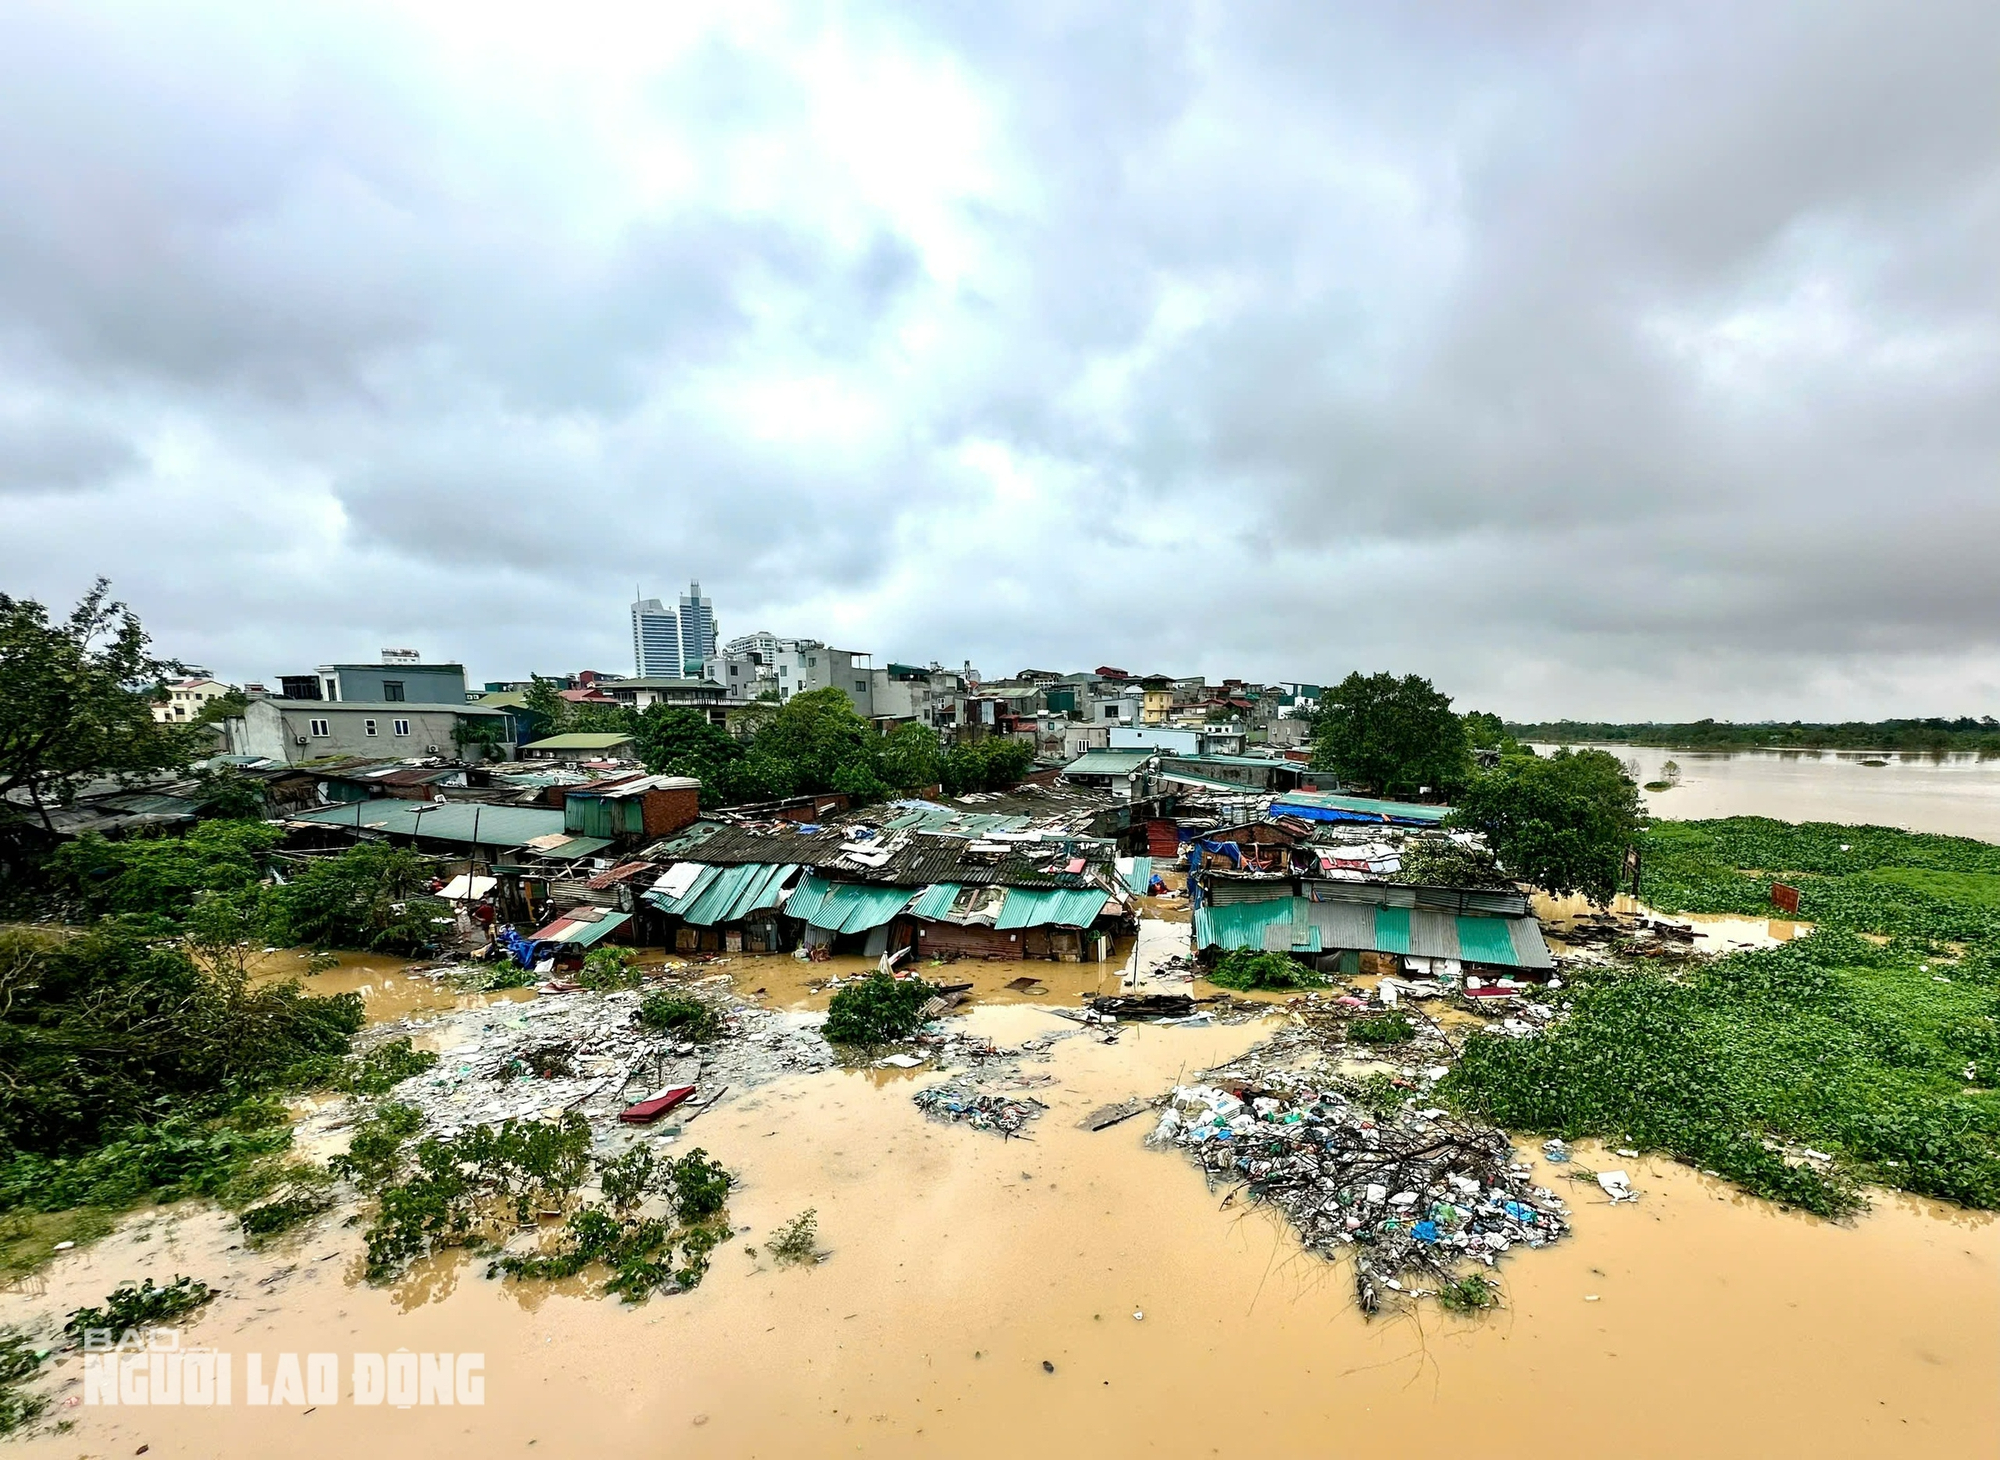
(0, 0, 1995, 719)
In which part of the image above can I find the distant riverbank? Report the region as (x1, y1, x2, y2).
(1527, 743, 2000, 842)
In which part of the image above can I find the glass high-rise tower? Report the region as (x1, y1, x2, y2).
(676, 581, 716, 675)
(631, 597, 681, 677)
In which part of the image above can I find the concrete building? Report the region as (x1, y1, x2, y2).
(703, 650, 781, 701)
(277, 661, 470, 705)
(772, 640, 874, 715)
(229, 699, 513, 764)
(599, 677, 737, 724)
(1090, 693, 1145, 725)
(723, 630, 779, 660)
(153, 676, 234, 723)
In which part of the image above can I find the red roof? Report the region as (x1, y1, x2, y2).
(586, 860, 653, 889)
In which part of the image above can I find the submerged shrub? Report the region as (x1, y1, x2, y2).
(821, 973, 937, 1046)
(1205, 950, 1324, 991)
(64, 1276, 216, 1340)
(637, 991, 722, 1042)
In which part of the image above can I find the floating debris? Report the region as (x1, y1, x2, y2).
(913, 1083, 1047, 1137)
(1153, 1080, 1570, 1315)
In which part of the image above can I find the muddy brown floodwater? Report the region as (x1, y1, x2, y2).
(8, 999, 1995, 1460)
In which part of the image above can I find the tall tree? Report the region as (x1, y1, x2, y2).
(879, 722, 943, 792)
(0, 580, 197, 833)
(1309, 671, 1468, 798)
(634, 704, 746, 805)
(1449, 748, 1642, 904)
(521, 675, 573, 737)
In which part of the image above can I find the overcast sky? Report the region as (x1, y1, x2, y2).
(2, 1, 1996, 720)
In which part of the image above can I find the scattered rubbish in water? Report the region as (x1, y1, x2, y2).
(913, 1083, 1048, 1137)
(1080, 1099, 1150, 1131)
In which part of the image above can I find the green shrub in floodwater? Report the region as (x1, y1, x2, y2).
(821, 972, 938, 1046)
(1205, 950, 1325, 991)
(1350, 1014, 1416, 1045)
(766, 1208, 821, 1265)
(1437, 1274, 1500, 1313)
(64, 1275, 216, 1340)
(0, 1329, 49, 1434)
(637, 991, 723, 1043)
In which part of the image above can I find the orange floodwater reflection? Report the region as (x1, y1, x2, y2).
(7, 1003, 1994, 1460)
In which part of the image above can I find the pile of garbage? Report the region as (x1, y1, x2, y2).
(1153, 1080, 1570, 1314)
(912, 1082, 1047, 1137)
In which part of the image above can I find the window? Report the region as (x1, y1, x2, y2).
(364, 719, 378, 736)
(855, 680, 867, 693)
(382, 681, 406, 702)
(309, 718, 330, 737)
(393, 718, 411, 737)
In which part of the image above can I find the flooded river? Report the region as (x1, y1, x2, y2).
(1533, 743, 2000, 840)
(9, 1005, 1994, 1459)
(12, 765, 2000, 1457)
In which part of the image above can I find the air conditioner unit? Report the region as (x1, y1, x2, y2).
(295, 736, 309, 746)
(426, 744, 441, 754)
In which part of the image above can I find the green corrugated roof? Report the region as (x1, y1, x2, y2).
(522, 733, 636, 750)
(649, 864, 723, 917)
(1374, 905, 1412, 955)
(994, 886, 1114, 929)
(906, 882, 962, 921)
(783, 871, 833, 924)
(1456, 915, 1517, 965)
(680, 863, 766, 925)
(290, 800, 567, 847)
(1123, 857, 1153, 894)
(1194, 898, 1297, 950)
(813, 882, 915, 933)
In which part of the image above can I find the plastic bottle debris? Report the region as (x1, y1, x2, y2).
(1542, 1138, 1570, 1163)
(1155, 1080, 1570, 1314)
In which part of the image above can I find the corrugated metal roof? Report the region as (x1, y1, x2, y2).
(290, 800, 566, 847)
(784, 874, 913, 933)
(1062, 750, 1155, 776)
(906, 882, 962, 921)
(654, 824, 1112, 890)
(1272, 792, 1451, 825)
(679, 862, 798, 926)
(522, 733, 638, 750)
(527, 909, 632, 947)
(1199, 896, 1551, 969)
(644, 864, 722, 918)
(1121, 856, 1152, 893)
(994, 887, 1116, 929)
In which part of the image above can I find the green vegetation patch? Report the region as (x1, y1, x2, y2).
(64, 1275, 217, 1340)
(822, 972, 939, 1046)
(0, 1328, 50, 1434)
(1350, 1013, 1416, 1044)
(637, 990, 723, 1042)
(1205, 949, 1325, 991)
(1444, 929, 2000, 1215)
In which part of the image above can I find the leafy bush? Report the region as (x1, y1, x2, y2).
(667, 1149, 730, 1222)
(1205, 949, 1324, 991)
(238, 1190, 334, 1241)
(637, 991, 722, 1042)
(64, 1276, 216, 1340)
(273, 842, 449, 954)
(0, 923, 362, 1175)
(486, 1146, 735, 1301)
(0, 1328, 48, 1434)
(358, 1114, 596, 1279)
(1350, 1014, 1415, 1044)
(329, 1103, 426, 1188)
(766, 1208, 820, 1265)
(1437, 1273, 1499, 1313)
(577, 947, 643, 990)
(1396, 837, 1507, 890)
(47, 820, 282, 921)
(821, 972, 938, 1046)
